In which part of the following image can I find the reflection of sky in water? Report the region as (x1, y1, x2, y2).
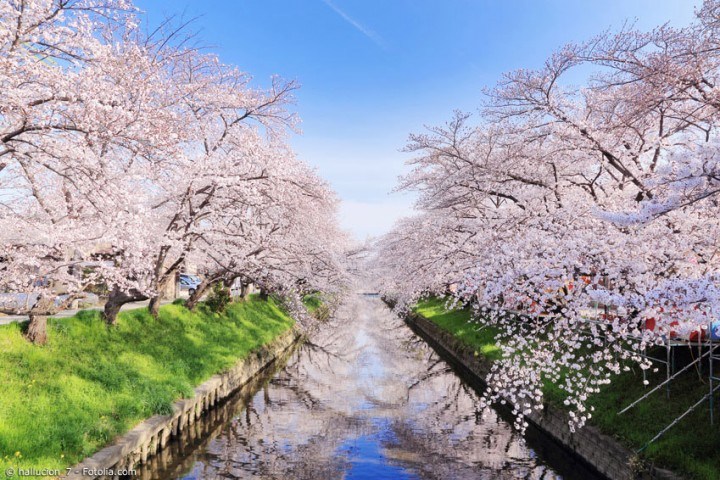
(147, 295, 601, 480)
(339, 432, 418, 480)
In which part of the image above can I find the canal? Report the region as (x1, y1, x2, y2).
(141, 294, 602, 479)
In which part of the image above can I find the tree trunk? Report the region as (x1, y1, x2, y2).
(148, 295, 161, 318)
(26, 314, 48, 345)
(186, 279, 214, 310)
(259, 287, 269, 300)
(103, 288, 146, 326)
(148, 274, 174, 318)
(103, 296, 124, 326)
(240, 282, 251, 301)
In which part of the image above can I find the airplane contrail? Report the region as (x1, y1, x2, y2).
(321, 0, 386, 49)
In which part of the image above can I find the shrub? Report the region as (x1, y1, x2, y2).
(205, 283, 231, 313)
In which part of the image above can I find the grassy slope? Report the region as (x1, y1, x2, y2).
(414, 298, 502, 360)
(302, 294, 323, 314)
(303, 293, 331, 320)
(0, 296, 294, 476)
(413, 297, 720, 480)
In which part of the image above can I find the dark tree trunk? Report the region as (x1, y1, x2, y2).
(186, 279, 214, 310)
(259, 287, 269, 301)
(103, 295, 125, 326)
(103, 288, 146, 326)
(26, 314, 48, 345)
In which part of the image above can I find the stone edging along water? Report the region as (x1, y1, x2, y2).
(64, 327, 302, 480)
(391, 303, 682, 480)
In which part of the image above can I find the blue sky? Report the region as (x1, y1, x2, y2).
(135, 0, 701, 239)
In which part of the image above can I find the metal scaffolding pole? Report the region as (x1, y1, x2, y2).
(638, 383, 720, 452)
(710, 322, 719, 426)
(618, 343, 718, 416)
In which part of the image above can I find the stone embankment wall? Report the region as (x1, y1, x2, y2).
(397, 305, 682, 480)
(66, 328, 301, 480)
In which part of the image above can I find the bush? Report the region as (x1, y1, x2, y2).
(205, 282, 231, 313)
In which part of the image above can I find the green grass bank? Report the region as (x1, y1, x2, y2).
(303, 293, 331, 320)
(413, 297, 720, 480)
(0, 296, 294, 478)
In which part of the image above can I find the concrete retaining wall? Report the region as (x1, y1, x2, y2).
(65, 327, 301, 479)
(400, 309, 683, 480)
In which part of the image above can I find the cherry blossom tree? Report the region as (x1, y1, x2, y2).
(0, 0, 190, 342)
(0, 1, 349, 340)
(375, 0, 720, 431)
(181, 147, 351, 321)
(94, 47, 307, 324)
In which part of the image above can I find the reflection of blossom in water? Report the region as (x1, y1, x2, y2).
(147, 295, 598, 479)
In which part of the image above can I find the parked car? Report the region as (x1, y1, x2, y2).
(179, 274, 202, 295)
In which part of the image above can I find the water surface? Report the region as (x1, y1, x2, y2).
(142, 295, 600, 479)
